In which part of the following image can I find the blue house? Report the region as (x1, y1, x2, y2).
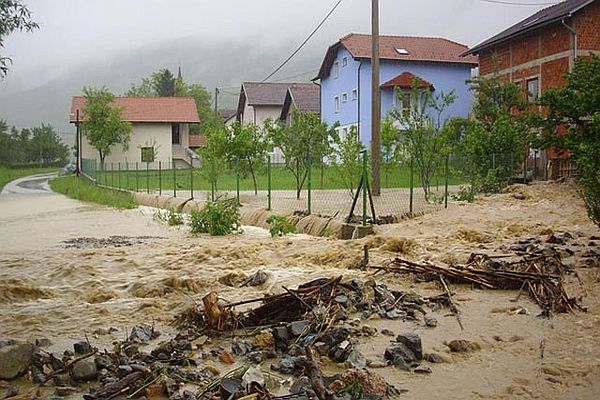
(315, 33, 479, 145)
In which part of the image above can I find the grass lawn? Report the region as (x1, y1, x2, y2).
(93, 164, 464, 193)
(49, 176, 137, 209)
(0, 166, 60, 192)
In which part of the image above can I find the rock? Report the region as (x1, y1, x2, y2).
(95, 354, 114, 369)
(0, 343, 34, 380)
(73, 341, 92, 355)
(72, 360, 98, 382)
(414, 365, 432, 374)
(219, 350, 235, 364)
(288, 320, 309, 337)
(244, 269, 270, 286)
(424, 316, 438, 327)
(270, 357, 296, 375)
(231, 339, 253, 355)
(5, 386, 18, 398)
(385, 309, 402, 320)
(425, 353, 445, 363)
(251, 332, 274, 349)
(346, 350, 366, 369)
(361, 325, 377, 336)
(447, 340, 480, 353)
(272, 326, 290, 343)
(512, 192, 526, 200)
(319, 327, 349, 347)
(117, 365, 133, 376)
(129, 325, 152, 343)
(290, 376, 315, 397)
(381, 329, 395, 337)
(334, 294, 349, 305)
(373, 285, 396, 308)
(396, 333, 423, 360)
(242, 366, 265, 388)
(391, 355, 410, 371)
(384, 343, 416, 363)
(246, 351, 263, 364)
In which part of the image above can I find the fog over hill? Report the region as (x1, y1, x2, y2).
(0, 36, 323, 145)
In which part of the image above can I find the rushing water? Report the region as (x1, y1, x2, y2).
(0, 175, 599, 399)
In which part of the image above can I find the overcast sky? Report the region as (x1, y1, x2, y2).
(2, 0, 556, 87)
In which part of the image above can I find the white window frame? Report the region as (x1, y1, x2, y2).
(333, 61, 339, 79)
(334, 96, 340, 113)
(351, 88, 358, 101)
(527, 77, 539, 102)
(342, 92, 348, 103)
(342, 56, 348, 67)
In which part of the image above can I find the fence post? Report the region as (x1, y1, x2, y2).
(533, 150, 538, 180)
(118, 162, 121, 190)
(523, 152, 528, 183)
(267, 155, 272, 211)
(444, 154, 449, 209)
(158, 161, 162, 196)
(190, 156, 194, 200)
(362, 151, 367, 226)
(94, 161, 98, 184)
(125, 161, 129, 190)
(173, 162, 177, 198)
(307, 153, 312, 214)
(409, 158, 414, 215)
(236, 158, 240, 206)
(146, 162, 149, 194)
(135, 162, 139, 192)
(211, 159, 216, 202)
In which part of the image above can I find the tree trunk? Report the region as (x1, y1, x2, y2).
(247, 157, 258, 195)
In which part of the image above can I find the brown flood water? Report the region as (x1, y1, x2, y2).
(0, 176, 599, 399)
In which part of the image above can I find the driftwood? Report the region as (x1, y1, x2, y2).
(438, 275, 464, 330)
(41, 350, 98, 385)
(83, 371, 145, 400)
(372, 252, 584, 315)
(304, 346, 334, 400)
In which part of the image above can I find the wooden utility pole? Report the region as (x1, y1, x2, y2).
(371, 0, 381, 196)
(214, 88, 219, 115)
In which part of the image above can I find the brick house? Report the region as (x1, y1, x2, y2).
(463, 0, 600, 177)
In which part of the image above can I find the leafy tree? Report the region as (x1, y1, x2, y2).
(81, 86, 132, 170)
(1, 0, 38, 77)
(228, 122, 268, 195)
(0, 120, 68, 166)
(29, 124, 69, 166)
(126, 68, 221, 133)
(448, 70, 533, 193)
(265, 110, 336, 199)
(390, 84, 455, 199)
(331, 126, 364, 196)
(380, 116, 402, 188)
(198, 125, 229, 190)
(538, 54, 600, 227)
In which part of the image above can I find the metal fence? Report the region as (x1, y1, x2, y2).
(80, 150, 546, 224)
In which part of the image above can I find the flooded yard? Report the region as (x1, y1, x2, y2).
(0, 175, 599, 399)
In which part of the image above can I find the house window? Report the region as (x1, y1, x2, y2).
(334, 96, 340, 113)
(342, 92, 348, 103)
(171, 123, 180, 144)
(351, 88, 358, 101)
(527, 78, 539, 102)
(333, 61, 339, 79)
(342, 57, 348, 67)
(141, 147, 155, 163)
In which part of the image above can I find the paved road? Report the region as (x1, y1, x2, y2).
(1, 173, 57, 195)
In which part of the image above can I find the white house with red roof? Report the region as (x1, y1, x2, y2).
(70, 97, 200, 168)
(314, 33, 478, 145)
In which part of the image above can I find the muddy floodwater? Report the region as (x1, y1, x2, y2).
(1, 175, 599, 399)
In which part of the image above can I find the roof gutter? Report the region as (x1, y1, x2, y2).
(561, 17, 578, 70)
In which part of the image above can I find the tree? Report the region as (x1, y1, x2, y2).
(0, 120, 68, 166)
(331, 126, 364, 196)
(81, 87, 132, 170)
(1, 0, 38, 77)
(451, 71, 533, 192)
(539, 54, 600, 227)
(229, 122, 268, 195)
(265, 110, 336, 199)
(390, 84, 455, 199)
(126, 68, 222, 133)
(30, 124, 69, 166)
(380, 116, 401, 188)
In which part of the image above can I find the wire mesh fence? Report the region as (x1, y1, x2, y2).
(80, 149, 547, 224)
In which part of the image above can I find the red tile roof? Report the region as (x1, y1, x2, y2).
(69, 97, 200, 123)
(316, 33, 478, 79)
(381, 72, 433, 89)
(189, 134, 206, 148)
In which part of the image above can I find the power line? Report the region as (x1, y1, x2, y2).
(272, 68, 320, 82)
(478, 0, 557, 5)
(262, 0, 343, 82)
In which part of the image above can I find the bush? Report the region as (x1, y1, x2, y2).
(266, 214, 296, 237)
(189, 198, 240, 236)
(154, 208, 184, 226)
(451, 185, 474, 202)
